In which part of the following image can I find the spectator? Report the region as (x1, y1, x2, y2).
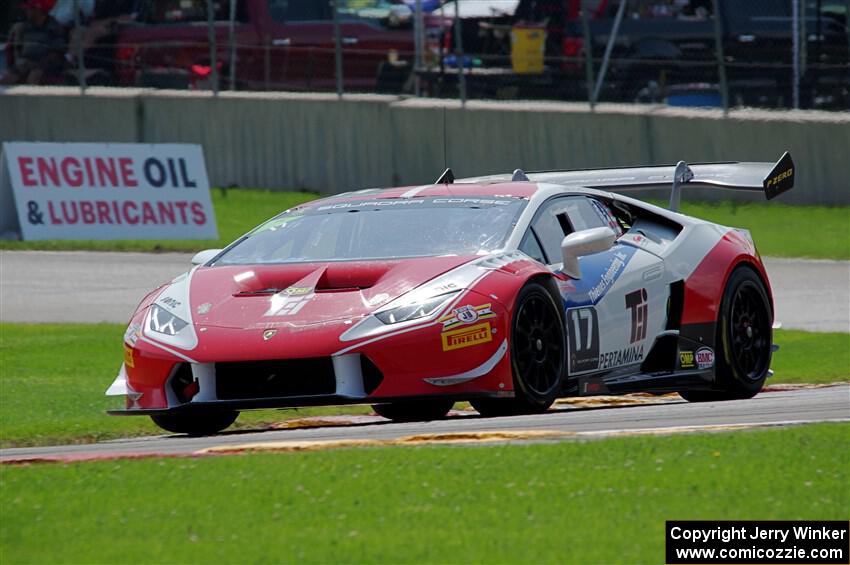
(1, 0, 67, 85)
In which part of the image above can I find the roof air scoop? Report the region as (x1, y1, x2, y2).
(511, 169, 530, 181)
(668, 161, 694, 212)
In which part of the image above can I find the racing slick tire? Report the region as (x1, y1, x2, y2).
(150, 410, 239, 436)
(371, 399, 455, 422)
(471, 281, 566, 417)
(680, 266, 773, 403)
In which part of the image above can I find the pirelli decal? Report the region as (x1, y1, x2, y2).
(763, 152, 795, 200)
(441, 322, 493, 351)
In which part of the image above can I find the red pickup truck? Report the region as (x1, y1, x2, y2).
(107, 0, 415, 91)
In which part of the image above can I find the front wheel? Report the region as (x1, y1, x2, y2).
(372, 399, 455, 422)
(472, 281, 565, 417)
(150, 410, 238, 436)
(680, 267, 772, 402)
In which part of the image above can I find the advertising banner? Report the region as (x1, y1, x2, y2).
(0, 142, 218, 240)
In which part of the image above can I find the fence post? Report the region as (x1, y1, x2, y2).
(453, 1, 466, 106)
(205, 0, 219, 95)
(333, 0, 344, 98)
(228, 0, 236, 90)
(72, 0, 86, 93)
(414, 0, 423, 97)
(792, 0, 800, 108)
(592, 0, 626, 104)
(711, 0, 729, 114)
(580, 9, 594, 110)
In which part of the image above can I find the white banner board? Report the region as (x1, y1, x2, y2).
(0, 142, 218, 240)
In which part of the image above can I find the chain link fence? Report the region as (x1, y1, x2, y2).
(1, 0, 848, 111)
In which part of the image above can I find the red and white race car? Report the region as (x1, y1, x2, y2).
(107, 154, 794, 435)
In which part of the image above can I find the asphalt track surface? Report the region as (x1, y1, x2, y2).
(1, 251, 848, 331)
(1, 385, 847, 462)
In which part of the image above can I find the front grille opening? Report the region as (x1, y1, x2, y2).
(360, 355, 384, 395)
(215, 358, 336, 400)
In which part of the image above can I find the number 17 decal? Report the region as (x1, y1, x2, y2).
(567, 306, 600, 374)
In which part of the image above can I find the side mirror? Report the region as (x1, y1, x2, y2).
(560, 227, 617, 279)
(191, 248, 222, 266)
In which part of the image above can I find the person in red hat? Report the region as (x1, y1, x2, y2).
(1, 0, 67, 84)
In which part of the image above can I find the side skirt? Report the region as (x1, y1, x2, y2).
(576, 368, 714, 396)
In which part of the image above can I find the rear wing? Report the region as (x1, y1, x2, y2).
(505, 152, 795, 211)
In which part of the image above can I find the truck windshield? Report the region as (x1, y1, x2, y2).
(267, 0, 409, 24)
(215, 196, 527, 265)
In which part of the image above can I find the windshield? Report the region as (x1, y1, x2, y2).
(215, 196, 527, 265)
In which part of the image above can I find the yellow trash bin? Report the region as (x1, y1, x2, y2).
(511, 25, 547, 74)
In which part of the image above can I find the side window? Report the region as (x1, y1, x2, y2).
(268, 0, 328, 22)
(531, 196, 608, 265)
(519, 231, 546, 264)
(531, 204, 568, 264)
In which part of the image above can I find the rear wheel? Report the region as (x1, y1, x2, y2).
(150, 410, 238, 436)
(680, 267, 772, 402)
(372, 399, 455, 422)
(472, 281, 565, 417)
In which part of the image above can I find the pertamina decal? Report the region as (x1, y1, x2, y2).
(441, 322, 493, 351)
(599, 344, 644, 370)
(695, 347, 715, 369)
(438, 303, 495, 330)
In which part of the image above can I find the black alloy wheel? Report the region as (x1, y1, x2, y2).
(471, 281, 566, 416)
(680, 267, 772, 402)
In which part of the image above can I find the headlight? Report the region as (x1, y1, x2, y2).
(148, 304, 188, 336)
(374, 292, 458, 325)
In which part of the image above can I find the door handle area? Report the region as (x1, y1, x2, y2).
(342, 37, 359, 45)
(272, 38, 291, 46)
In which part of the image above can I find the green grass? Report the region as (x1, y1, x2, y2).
(1, 423, 848, 564)
(771, 329, 850, 384)
(674, 201, 849, 260)
(1, 323, 846, 449)
(0, 189, 847, 259)
(0, 189, 319, 253)
(0, 323, 371, 448)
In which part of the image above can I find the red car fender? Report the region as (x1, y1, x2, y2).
(682, 230, 773, 327)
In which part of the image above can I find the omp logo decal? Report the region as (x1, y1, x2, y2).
(625, 288, 648, 343)
(765, 168, 793, 187)
(441, 322, 493, 351)
(438, 304, 495, 330)
(679, 350, 695, 369)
